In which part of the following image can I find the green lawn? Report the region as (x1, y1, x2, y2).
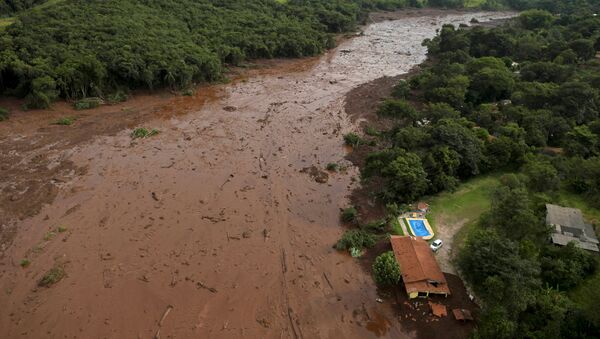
(427, 174, 501, 230)
(426, 174, 502, 247)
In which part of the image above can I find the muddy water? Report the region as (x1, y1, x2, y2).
(0, 11, 514, 339)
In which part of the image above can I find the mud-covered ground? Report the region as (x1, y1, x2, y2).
(0, 10, 514, 339)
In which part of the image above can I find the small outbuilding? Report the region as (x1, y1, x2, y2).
(416, 202, 430, 213)
(429, 302, 447, 318)
(452, 309, 474, 322)
(390, 236, 451, 299)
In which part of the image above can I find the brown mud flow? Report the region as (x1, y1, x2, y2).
(0, 11, 514, 339)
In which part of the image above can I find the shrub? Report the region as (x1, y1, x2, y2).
(54, 117, 76, 126)
(362, 219, 387, 233)
(20, 259, 31, 268)
(131, 127, 159, 139)
(341, 206, 358, 223)
(38, 266, 66, 287)
(0, 107, 9, 121)
(336, 229, 376, 251)
(344, 133, 362, 147)
(106, 91, 129, 104)
(364, 125, 381, 137)
(391, 80, 410, 99)
(74, 97, 103, 110)
(372, 251, 401, 285)
(25, 76, 58, 109)
(326, 163, 338, 171)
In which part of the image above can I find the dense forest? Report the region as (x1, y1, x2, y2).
(0, 0, 419, 109)
(344, 5, 600, 338)
(0, 0, 45, 16)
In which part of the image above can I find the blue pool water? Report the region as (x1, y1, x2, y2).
(408, 219, 431, 237)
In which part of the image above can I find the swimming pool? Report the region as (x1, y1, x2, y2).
(405, 218, 434, 240)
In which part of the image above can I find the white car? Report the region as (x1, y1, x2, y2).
(430, 239, 443, 252)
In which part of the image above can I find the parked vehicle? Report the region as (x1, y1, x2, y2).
(430, 239, 443, 252)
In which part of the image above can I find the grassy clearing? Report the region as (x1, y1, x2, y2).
(427, 174, 501, 230)
(426, 174, 501, 246)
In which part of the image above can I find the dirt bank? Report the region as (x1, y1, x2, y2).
(0, 10, 515, 339)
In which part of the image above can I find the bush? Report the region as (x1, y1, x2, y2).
(336, 229, 376, 251)
(341, 206, 358, 223)
(106, 91, 128, 104)
(372, 251, 401, 285)
(344, 133, 362, 147)
(131, 127, 159, 139)
(362, 219, 387, 233)
(0, 107, 9, 121)
(391, 80, 410, 99)
(364, 125, 381, 136)
(25, 76, 58, 109)
(38, 265, 66, 287)
(377, 99, 419, 122)
(326, 163, 339, 171)
(54, 117, 76, 126)
(74, 97, 103, 110)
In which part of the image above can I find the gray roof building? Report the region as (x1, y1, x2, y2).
(546, 204, 599, 252)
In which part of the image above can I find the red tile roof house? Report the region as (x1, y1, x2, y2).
(390, 236, 450, 299)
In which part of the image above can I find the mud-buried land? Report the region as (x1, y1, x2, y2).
(0, 10, 514, 339)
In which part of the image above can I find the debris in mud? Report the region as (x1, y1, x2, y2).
(151, 192, 160, 201)
(256, 318, 271, 328)
(242, 230, 252, 239)
(263, 228, 270, 241)
(100, 252, 114, 261)
(154, 305, 174, 339)
(197, 281, 217, 293)
(223, 106, 237, 112)
(300, 166, 329, 183)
